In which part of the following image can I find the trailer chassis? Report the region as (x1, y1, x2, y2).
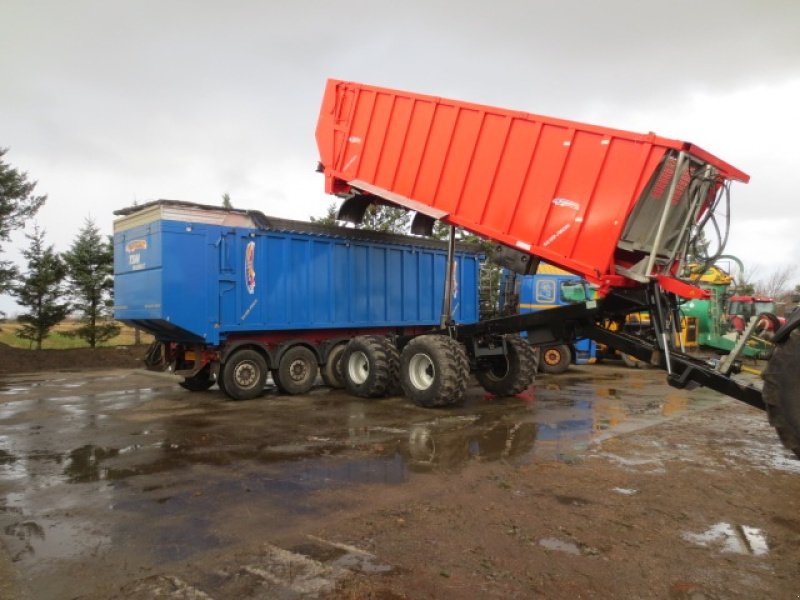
(411, 281, 766, 412)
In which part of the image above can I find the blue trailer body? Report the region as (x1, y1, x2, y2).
(114, 201, 481, 345)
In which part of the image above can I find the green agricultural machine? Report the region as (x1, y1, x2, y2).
(680, 260, 773, 358)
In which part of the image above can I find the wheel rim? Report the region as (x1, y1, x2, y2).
(348, 351, 370, 385)
(544, 349, 562, 365)
(288, 358, 309, 382)
(487, 359, 509, 380)
(234, 360, 259, 389)
(408, 353, 435, 391)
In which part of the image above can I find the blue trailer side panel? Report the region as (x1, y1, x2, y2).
(114, 202, 481, 344)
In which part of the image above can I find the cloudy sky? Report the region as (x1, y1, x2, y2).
(1, 0, 798, 314)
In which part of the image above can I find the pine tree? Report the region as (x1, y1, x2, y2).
(12, 225, 70, 349)
(0, 148, 47, 291)
(360, 205, 410, 233)
(432, 222, 500, 318)
(64, 218, 120, 348)
(222, 192, 233, 209)
(310, 203, 339, 225)
(310, 203, 410, 233)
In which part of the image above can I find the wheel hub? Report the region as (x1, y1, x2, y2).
(544, 349, 561, 365)
(288, 359, 308, 382)
(408, 353, 435, 391)
(234, 361, 258, 389)
(348, 351, 370, 385)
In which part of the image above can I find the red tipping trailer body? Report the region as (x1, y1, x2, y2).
(316, 80, 748, 294)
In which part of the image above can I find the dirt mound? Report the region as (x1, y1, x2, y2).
(0, 344, 149, 374)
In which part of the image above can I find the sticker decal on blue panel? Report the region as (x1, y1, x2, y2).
(245, 241, 256, 294)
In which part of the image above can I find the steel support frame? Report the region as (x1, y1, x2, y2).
(586, 325, 765, 410)
(421, 298, 765, 412)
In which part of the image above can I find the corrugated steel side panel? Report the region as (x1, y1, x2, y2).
(114, 208, 480, 344)
(316, 80, 748, 286)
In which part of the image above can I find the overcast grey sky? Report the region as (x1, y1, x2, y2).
(1, 0, 799, 314)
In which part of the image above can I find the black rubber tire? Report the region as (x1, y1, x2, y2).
(380, 337, 402, 397)
(341, 335, 398, 398)
(540, 344, 571, 374)
(400, 335, 469, 408)
(477, 335, 537, 396)
(217, 368, 228, 394)
(222, 349, 268, 401)
(321, 343, 347, 389)
(762, 330, 800, 459)
(179, 365, 215, 392)
(277, 345, 319, 395)
(270, 369, 288, 393)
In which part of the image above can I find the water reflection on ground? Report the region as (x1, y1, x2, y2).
(0, 365, 721, 588)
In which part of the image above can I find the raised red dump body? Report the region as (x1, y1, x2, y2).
(316, 79, 749, 294)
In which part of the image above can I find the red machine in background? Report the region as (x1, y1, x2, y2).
(315, 79, 800, 459)
(727, 295, 783, 334)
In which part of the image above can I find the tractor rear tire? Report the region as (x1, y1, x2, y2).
(222, 349, 268, 401)
(400, 335, 469, 408)
(540, 344, 571, 374)
(321, 343, 347, 389)
(342, 336, 398, 398)
(179, 365, 215, 392)
(277, 345, 319, 395)
(762, 330, 800, 459)
(477, 335, 537, 396)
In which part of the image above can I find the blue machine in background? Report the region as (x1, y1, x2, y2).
(499, 269, 597, 374)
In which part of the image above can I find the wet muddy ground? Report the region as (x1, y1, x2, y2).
(1, 365, 798, 599)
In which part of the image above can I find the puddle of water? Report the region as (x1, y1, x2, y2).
(2, 367, 726, 490)
(296, 536, 393, 575)
(1, 375, 724, 503)
(611, 487, 638, 495)
(329, 550, 393, 574)
(0, 387, 33, 396)
(3, 516, 112, 565)
(683, 522, 769, 556)
(538, 537, 581, 555)
(0, 448, 16, 465)
(727, 440, 800, 475)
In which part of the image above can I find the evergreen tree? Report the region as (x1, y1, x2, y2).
(64, 218, 120, 348)
(12, 225, 70, 349)
(0, 148, 47, 291)
(359, 205, 410, 233)
(310, 203, 410, 233)
(432, 222, 500, 318)
(222, 192, 233, 209)
(310, 203, 339, 225)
